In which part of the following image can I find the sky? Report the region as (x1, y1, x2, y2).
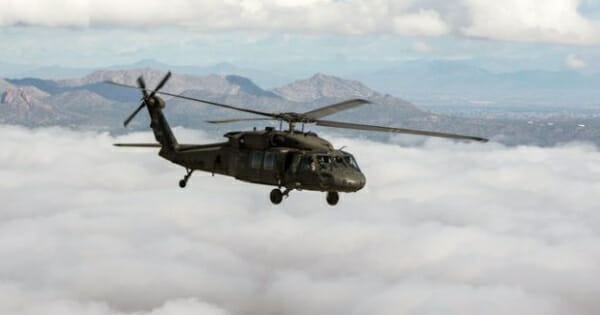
(2, 0, 600, 77)
(1, 125, 600, 315)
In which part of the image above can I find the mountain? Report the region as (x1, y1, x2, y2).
(272, 73, 425, 121)
(0, 79, 14, 91)
(104, 59, 291, 88)
(0, 84, 73, 125)
(1, 60, 291, 88)
(61, 69, 280, 97)
(2, 69, 427, 132)
(274, 73, 378, 102)
(3, 68, 600, 146)
(356, 60, 600, 107)
(17, 65, 94, 80)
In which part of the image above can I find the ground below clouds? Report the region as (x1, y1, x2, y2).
(1, 125, 600, 315)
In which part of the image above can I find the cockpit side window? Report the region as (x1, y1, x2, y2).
(344, 155, 360, 170)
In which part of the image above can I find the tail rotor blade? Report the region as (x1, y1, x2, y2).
(123, 102, 146, 127)
(137, 76, 148, 99)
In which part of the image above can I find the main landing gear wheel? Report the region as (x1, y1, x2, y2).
(326, 192, 339, 206)
(270, 189, 283, 205)
(179, 169, 193, 189)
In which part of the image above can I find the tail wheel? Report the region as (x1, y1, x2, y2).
(326, 192, 339, 206)
(270, 189, 283, 205)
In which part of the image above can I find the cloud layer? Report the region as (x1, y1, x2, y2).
(2, 0, 600, 44)
(1, 125, 600, 314)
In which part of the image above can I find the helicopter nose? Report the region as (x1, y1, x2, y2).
(338, 171, 366, 192)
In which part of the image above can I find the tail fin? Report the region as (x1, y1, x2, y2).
(115, 72, 178, 152)
(146, 96, 178, 152)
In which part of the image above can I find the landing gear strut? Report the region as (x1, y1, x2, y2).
(270, 188, 292, 205)
(179, 169, 193, 188)
(326, 192, 339, 206)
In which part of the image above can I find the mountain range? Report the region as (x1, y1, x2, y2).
(0, 60, 292, 89)
(4, 59, 600, 108)
(1, 68, 599, 146)
(354, 60, 600, 108)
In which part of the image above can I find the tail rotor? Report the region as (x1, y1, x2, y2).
(123, 71, 172, 127)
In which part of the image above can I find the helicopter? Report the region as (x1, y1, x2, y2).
(107, 72, 488, 206)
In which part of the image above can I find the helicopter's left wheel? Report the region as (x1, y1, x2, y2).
(179, 179, 187, 188)
(270, 189, 283, 205)
(326, 192, 339, 206)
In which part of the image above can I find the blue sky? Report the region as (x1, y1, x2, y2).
(1, 0, 600, 77)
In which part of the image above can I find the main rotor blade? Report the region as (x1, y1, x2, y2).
(303, 99, 371, 120)
(123, 102, 146, 127)
(206, 118, 274, 124)
(105, 80, 137, 89)
(315, 120, 488, 142)
(149, 71, 171, 99)
(104, 80, 278, 119)
(155, 90, 278, 119)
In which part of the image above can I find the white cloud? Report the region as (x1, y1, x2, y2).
(1, 125, 600, 314)
(565, 54, 587, 69)
(2, 0, 600, 44)
(461, 0, 600, 45)
(392, 9, 450, 36)
(0, 0, 451, 37)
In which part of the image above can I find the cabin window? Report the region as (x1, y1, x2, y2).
(264, 152, 275, 170)
(299, 156, 316, 172)
(290, 154, 302, 174)
(316, 155, 332, 170)
(250, 151, 263, 169)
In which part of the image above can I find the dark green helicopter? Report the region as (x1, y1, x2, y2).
(108, 72, 487, 206)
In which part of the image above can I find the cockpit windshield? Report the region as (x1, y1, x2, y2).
(344, 155, 360, 170)
(314, 153, 360, 171)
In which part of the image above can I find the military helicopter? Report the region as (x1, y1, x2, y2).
(107, 72, 487, 206)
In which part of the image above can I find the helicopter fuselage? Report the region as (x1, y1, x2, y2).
(162, 128, 366, 193)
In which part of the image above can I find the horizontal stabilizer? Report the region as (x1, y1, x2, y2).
(114, 143, 161, 148)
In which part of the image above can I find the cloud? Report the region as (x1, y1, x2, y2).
(565, 53, 587, 69)
(461, 0, 600, 45)
(1, 125, 600, 314)
(2, 0, 600, 44)
(0, 0, 450, 37)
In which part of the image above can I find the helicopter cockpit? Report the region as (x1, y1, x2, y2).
(290, 151, 365, 192)
(315, 152, 361, 172)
